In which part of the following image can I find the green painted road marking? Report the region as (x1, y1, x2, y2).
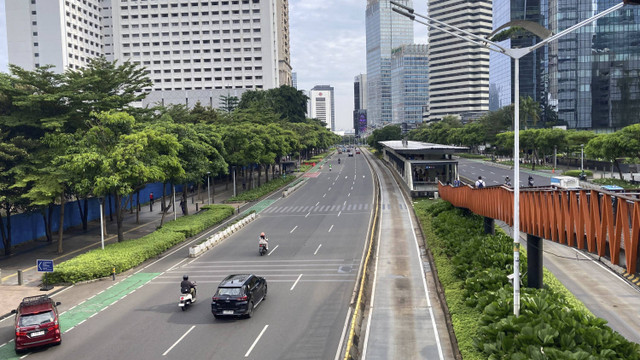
(60, 272, 159, 332)
(243, 199, 277, 215)
(0, 272, 159, 359)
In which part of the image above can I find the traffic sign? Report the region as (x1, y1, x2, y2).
(36, 259, 54, 272)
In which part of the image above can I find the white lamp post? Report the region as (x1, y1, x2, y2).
(99, 197, 104, 250)
(207, 171, 211, 205)
(391, 0, 632, 316)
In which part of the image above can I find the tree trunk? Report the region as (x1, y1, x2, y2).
(257, 165, 262, 187)
(211, 177, 215, 203)
(41, 207, 51, 243)
(57, 193, 65, 254)
(160, 182, 168, 227)
(226, 171, 229, 190)
(108, 194, 114, 222)
(76, 197, 88, 231)
(182, 185, 189, 215)
(136, 191, 140, 224)
(614, 159, 625, 180)
(0, 203, 11, 256)
(115, 192, 125, 242)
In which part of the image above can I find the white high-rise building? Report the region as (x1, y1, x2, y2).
(5, 0, 103, 72)
(4, 0, 291, 108)
(309, 85, 335, 131)
(427, 0, 492, 122)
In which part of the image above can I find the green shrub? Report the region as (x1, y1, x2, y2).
(413, 199, 640, 359)
(225, 175, 296, 202)
(457, 153, 487, 159)
(563, 169, 593, 177)
(47, 205, 236, 284)
(161, 204, 234, 237)
(47, 229, 185, 284)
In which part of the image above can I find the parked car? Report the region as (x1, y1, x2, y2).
(12, 295, 62, 353)
(211, 274, 267, 319)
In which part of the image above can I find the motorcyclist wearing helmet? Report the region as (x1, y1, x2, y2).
(258, 232, 269, 252)
(180, 275, 196, 299)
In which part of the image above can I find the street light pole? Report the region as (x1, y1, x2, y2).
(207, 172, 211, 205)
(99, 197, 105, 250)
(390, 0, 635, 317)
(232, 166, 237, 198)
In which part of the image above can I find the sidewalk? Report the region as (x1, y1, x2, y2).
(0, 180, 244, 318)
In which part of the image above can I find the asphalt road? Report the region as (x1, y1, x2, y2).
(458, 157, 550, 187)
(0, 154, 375, 360)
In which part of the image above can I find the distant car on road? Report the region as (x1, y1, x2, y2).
(211, 274, 267, 319)
(356, 149, 361, 154)
(12, 295, 62, 353)
(348, 152, 354, 157)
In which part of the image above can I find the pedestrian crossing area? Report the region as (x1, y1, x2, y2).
(259, 202, 404, 215)
(154, 259, 360, 284)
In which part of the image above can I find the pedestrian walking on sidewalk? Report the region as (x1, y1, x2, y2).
(149, 192, 154, 211)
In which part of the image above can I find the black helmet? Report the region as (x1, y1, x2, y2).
(183, 275, 188, 280)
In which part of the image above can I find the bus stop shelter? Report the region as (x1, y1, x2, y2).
(380, 139, 468, 197)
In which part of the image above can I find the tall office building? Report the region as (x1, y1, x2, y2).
(391, 44, 429, 124)
(354, 74, 368, 136)
(549, 0, 640, 129)
(427, 0, 492, 122)
(5, 0, 291, 109)
(309, 85, 335, 131)
(292, 72, 297, 89)
(365, 0, 414, 126)
(490, 0, 551, 124)
(5, 0, 103, 72)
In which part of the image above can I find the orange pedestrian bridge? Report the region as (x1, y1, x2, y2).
(438, 183, 640, 276)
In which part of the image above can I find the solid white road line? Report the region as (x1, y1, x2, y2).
(163, 325, 196, 356)
(245, 325, 269, 357)
(314, 244, 322, 255)
(290, 274, 303, 291)
(328, 225, 334, 233)
(267, 245, 279, 256)
(290, 225, 298, 233)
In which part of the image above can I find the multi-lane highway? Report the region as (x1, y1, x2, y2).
(0, 153, 375, 359)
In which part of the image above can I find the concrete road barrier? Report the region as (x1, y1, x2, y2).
(189, 212, 257, 257)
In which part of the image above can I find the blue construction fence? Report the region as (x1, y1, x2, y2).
(0, 183, 184, 251)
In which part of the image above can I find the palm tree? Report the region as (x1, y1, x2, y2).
(519, 96, 540, 129)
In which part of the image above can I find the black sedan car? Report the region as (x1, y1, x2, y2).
(211, 274, 267, 319)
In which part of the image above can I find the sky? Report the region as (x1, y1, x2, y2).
(0, 0, 429, 131)
(290, 0, 428, 131)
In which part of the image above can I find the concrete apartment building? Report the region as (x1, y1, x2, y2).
(5, 0, 291, 108)
(427, 0, 492, 122)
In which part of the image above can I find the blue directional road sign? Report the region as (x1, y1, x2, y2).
(37, 259, 54, 272)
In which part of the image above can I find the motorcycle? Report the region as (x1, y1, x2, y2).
(178, 282, 196, 311)
(338, 158, 341, 164)
(259, 242, 268, 256)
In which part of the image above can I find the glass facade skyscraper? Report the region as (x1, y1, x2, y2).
(491, 0, 640, 129)
(366, 0, 414, 126)
(391, 44, 429, 124)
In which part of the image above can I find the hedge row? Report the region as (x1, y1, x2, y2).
(563, 169, 593, 177)
(414, 200, 640, 359)
(161, 204, 234, 237)
(225, 175, 296, 202)
(46, 205, 235, 284)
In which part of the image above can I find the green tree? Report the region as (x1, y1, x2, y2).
(219, 94, 239, 113)
(72, 111, 183, 241)
(367, 125, 402, 152)
(519, 96, 540, 129)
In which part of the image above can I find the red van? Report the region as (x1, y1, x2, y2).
(12, 295, 62, 353)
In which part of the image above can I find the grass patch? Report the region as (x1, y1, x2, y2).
(591, 177, 640, 189)
(562, 169, 593, 177)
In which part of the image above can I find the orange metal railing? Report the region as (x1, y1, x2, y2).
(438, 183, 640, 274)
